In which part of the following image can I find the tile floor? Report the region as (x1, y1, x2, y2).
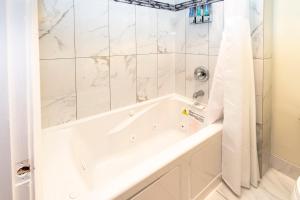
(205, 169, 296, 200)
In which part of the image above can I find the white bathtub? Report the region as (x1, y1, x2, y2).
(41, 94, 222, 200)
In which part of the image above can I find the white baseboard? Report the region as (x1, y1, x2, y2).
(271, 154, 300, 180)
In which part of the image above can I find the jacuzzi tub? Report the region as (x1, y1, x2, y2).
(41, 94, 222, 200)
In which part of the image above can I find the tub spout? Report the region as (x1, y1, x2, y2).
(193, 90, 205, 99)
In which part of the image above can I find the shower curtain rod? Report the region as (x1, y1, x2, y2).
(113, 0, 224, 11)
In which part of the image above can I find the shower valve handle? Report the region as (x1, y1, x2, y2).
(194, 66, 209, 82)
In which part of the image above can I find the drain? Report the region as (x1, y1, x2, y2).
(69, 192, 79, 199)
(130, 135, 136, 143)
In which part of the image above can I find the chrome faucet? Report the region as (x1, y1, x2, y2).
(193, 90, 205, 99)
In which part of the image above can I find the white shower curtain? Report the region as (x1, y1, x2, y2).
(206, 0, 260, 196)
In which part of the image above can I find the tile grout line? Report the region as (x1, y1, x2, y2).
(135, 4, 138, 104)
(259, 0, 266, 173)
(207, 7, 211, 101)
(184, 9, 187, 97)
(39, 52, 199, 61)
(73, 0, 78, 120)
(156, 9, 159, 97)
(207, 5, 211, 99)
(108, 0, 112, 111)
(184, 9, 188, 96)
(261, 0, 265, 161)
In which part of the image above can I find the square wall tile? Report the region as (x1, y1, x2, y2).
(186, 54, 209, 104)
(186, 13, 209, 55)
(137, 54, 158, 102)
(256, 95, 263, 124)
(76, 57, 110, 119)
(264, 0, 273, 58)
(262, 121, 271, 175)
(250, 0, 264, 59)
(74, 0, 109, 57)
(263, 121, 271, 150)
(263, 58, 272, 96)
(158, 10, 176, 53)
(261, 147, 271, 176)
(263, 90, 272, 124)
(209, 1, 224, 56)
(254, 59, 263, 96)
(175, 54, 186, 96)
(109, 1, 136, 55)
(40, 59, 76, 128)
(174, 10, 186, 54)
(256, 123, 263, 174)
(136, 6, 157, 54)
(39, 0, 75, 59)
(110, 55, 137, 109)
(158, 54, 175, 96)
(208, 56, 218, 96)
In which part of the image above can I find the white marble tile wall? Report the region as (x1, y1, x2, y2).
(74, 0, 109, 57)
(76, 57, 110, 118)
(40, 59, 76, 128)
(185, 18, 209, 55)
(39, 0, 75, 59)
(263, 0, 273, 59)
(137, 54, 158, 102)
(136, 7, 157, 54)
(208, 56, 218, 96)
(174, 1, 224, 103)
(186, 54, 209, 103)
(174, 10, 186, 54)
(158, 10, 176, 53)
(250, 0, 264, 59)
(39, 0, 175, 128)
(175, 54, 186, 96)
(252, 55, 272, 176)
(110, 55, 137, 109)
(109, 1, 136, 56)
(158, 54, 175, 96)
(174, 10, 186, 97)
(209, 3, 224, 56)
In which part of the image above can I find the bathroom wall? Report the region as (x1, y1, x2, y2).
(39, 0, 176, 128)
(173, 0, 273, 176)
(39, 0, 274, 176)
(173, 1, 224, 104)
(271, 0, 300, 179)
